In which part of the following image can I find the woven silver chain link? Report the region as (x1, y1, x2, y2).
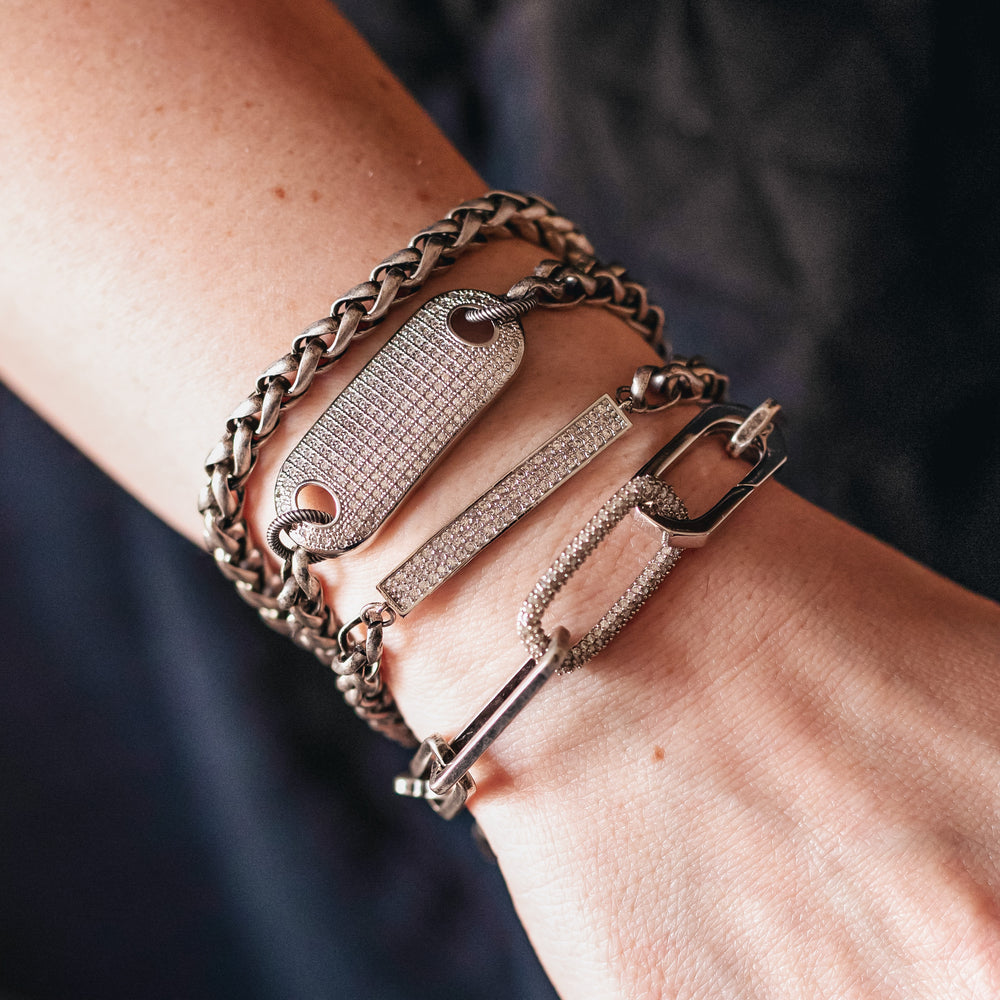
(199, 191, 707, 746)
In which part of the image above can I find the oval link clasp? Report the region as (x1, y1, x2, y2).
(636, 400, 787, 547)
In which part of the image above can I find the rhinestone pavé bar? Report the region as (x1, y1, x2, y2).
(378, 394, 632, 616)
(274, 289, 524, 555)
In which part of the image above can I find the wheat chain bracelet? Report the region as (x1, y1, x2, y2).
(199, 191, 786, 818)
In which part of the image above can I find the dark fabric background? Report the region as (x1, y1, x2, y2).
(1, 3, 996, 997)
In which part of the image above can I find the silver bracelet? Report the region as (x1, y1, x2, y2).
(396, 400, 786, 817)
(201, 192, 722, 744)
(200, 192, 783, 817)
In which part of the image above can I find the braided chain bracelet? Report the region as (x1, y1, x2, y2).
(199, 191, 731, 749)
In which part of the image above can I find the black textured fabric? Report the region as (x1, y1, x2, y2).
(339, 0, 999, 600)
(1, 3, 996, 998)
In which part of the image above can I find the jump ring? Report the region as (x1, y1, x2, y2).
(266, 508, 336, 563)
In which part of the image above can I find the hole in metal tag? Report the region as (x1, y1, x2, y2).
(273, 289, 525, 556)
(294, 482, 340, 522)
(447, 305, 499, 346)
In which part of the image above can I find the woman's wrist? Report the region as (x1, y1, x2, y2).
(466, 493, 1000, 998)
(235, 226, 795, 792)
(240, 256, 1000, 999)
(7, 3, 1000, 996)
(244, 237, 698, 728)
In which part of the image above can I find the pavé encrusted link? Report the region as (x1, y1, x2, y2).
(377, 395, 632, 616)
(199, 192, 669, 746)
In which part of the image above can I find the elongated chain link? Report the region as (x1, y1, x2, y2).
(198, 192, 671, 746)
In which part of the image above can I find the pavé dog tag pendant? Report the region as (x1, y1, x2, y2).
(274, 289, 525, 557)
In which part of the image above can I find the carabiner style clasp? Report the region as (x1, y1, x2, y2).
(394, 628, 569, 819)
(636, 400, 787, 547)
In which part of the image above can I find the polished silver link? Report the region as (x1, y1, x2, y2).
(635, 401, 787, 548)
(394, 627, 570, 818)
(200, 192, 674, 745)
(518, 403, 785, 672)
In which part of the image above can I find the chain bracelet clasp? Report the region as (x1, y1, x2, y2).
(636, 400, 787, 547)
(394, 628, 569, 819)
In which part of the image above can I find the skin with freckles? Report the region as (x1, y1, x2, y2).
(2, 2, 999, 997)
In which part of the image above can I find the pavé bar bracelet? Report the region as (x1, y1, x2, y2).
(199, 192, 786, 817)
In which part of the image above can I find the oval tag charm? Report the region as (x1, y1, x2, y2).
(274, 289, 525, 556)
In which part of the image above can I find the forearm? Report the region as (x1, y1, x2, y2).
(3, 3, 999, 999)
(0, 0, 481, 528)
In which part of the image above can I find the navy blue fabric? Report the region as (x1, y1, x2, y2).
(0, 391, 555, 999)
(1, 3, 997, 998)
